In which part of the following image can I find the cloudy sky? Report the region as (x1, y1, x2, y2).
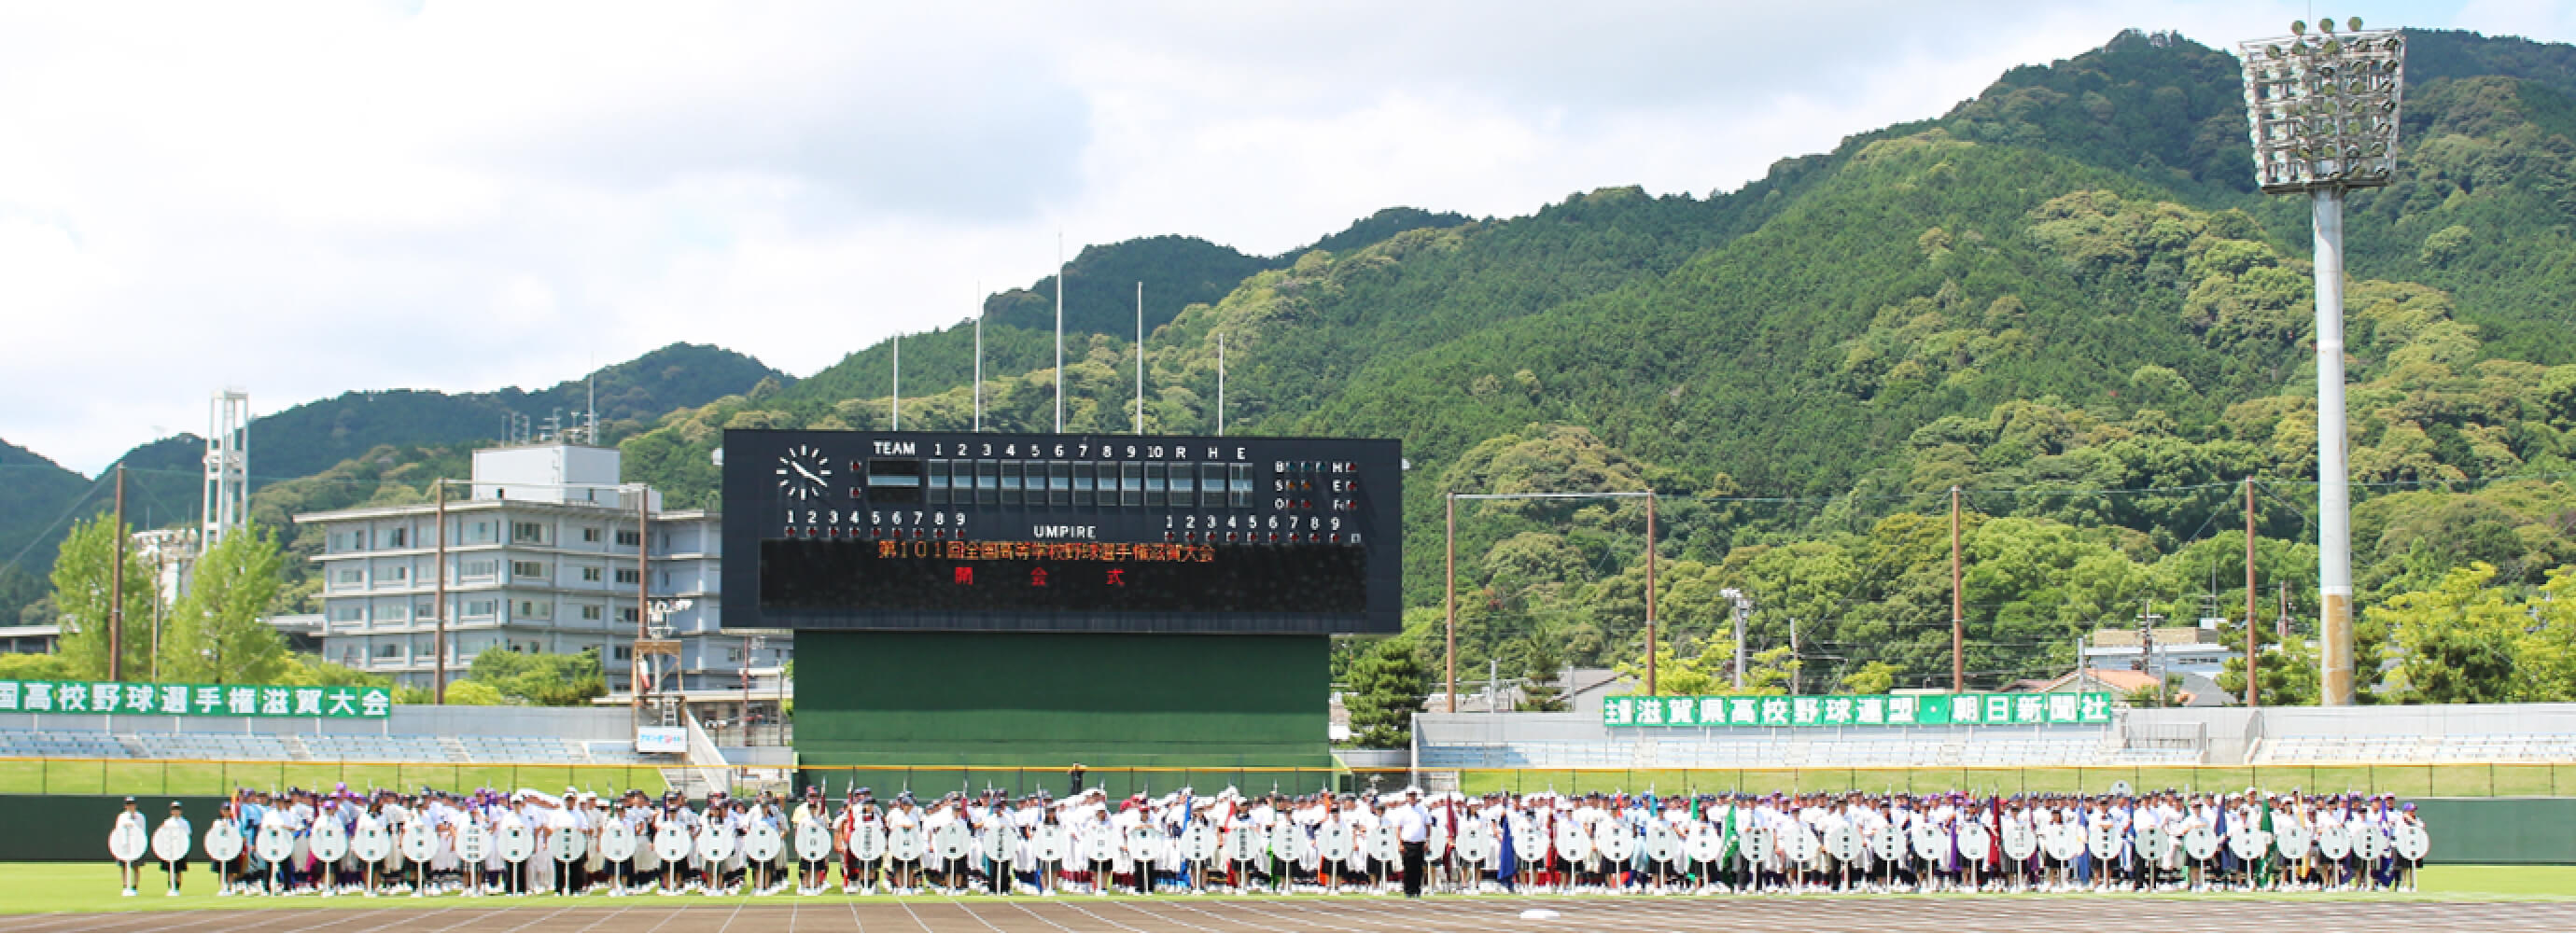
(3, 0, 2569, 474)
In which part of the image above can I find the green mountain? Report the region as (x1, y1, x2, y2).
(616, 28, 2576, 696)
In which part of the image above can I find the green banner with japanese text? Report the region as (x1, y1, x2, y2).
(0, 679, 393, 718)
(1602, 691, 2112, 728)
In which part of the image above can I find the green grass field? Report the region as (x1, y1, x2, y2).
(1, 863, 2568, 915)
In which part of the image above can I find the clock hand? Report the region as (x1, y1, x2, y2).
(793, 462, 826, 484)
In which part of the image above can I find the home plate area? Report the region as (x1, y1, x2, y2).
(5, 898, 2576, 933)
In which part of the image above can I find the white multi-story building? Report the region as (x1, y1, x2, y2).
(293, 442, 787, 691)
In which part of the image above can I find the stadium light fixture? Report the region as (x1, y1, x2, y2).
(2236, 20, 2405, 705)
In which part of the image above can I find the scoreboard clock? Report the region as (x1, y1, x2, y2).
(721, 429, 1401, 634)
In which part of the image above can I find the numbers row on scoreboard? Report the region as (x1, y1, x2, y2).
(862, 458, 1259, 509)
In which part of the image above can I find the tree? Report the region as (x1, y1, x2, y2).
(1743, 646, 1800, 695)
(48, 515, 156, 680)
(441, 679, 506, 705)
(468, 648, 609, 706)
(1615, 634, 1734, 696)
(2373, 563, 2525, 704)
(1841, 661, 1901, 695)
(158, 523, 292, 686)
(1515, 635, 1566, 711)
(2217, 636, 2322, 706)
(0, 651, 67, 681)
(1343, 636, 1429, 747)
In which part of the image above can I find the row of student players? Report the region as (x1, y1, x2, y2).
(117, 784, 2428, 897)
(113, 784, 1440, 898)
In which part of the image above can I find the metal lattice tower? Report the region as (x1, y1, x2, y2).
(203, 389, 250, 545)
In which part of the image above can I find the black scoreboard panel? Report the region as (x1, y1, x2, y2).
(721, 429, 1401, 634)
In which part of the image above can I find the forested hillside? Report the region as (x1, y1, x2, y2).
(614, 29, 2576, 701)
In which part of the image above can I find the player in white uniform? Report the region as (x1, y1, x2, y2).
(112, 797, 148, 897)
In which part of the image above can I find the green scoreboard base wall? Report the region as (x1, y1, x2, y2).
(791, 631, 1332, 796)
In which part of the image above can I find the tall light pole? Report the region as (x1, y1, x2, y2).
(1719, 588, 1751, 690)
(2238, 18, 2405, 705)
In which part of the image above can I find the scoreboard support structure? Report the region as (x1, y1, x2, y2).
(721, 429, 1400, 784)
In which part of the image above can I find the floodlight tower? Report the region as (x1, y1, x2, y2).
(2237, 19, 2405, 705)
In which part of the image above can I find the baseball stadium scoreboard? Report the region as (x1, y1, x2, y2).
(723, 430, 1401, 634)
(721, 429, 1401, 777)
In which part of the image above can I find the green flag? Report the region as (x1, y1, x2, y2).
(1719, 804, 1739, 861)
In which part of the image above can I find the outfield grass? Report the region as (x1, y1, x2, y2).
(0, 862, 2566, 915)
(0, 760, 672, 797)
(1449, 763, 2576, 799)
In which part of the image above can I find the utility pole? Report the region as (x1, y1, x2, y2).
(1787, 617, 1799, 696)
(2246, 477, 2260, 706)
(1054, 234, 1064, 434)
(637, 485, 651, 712)
(1143, 280, 1154, 437)
(1645, 491, 1659, 697)
(1488, 658, 1499, 714)
(2277, 581, 2290, 642)
(109, 466, 125, 681)
(1724, 590, 1750, 690)
(973, 285, 984, 432)
(433, 479, 448, 704)
(891, 332, 901, 430)
(1443, 493, 1457, 715)
(1950, 485, 1964, 692)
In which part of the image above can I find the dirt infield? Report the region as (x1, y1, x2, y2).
(2, 896, 2573, 933)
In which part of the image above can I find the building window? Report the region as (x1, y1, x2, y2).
(511, 560, 549, 579)
(580, 566, 602, 582)
(515, 600, 553, 619)
(385, 528, 407, 549)
(463, 560, 497, 579)
(374, 643, 402, 659)
(613, 646, 632, 661)
(329, 605, 363, 622)
(579, 605, 603, 620)
(727, 647, 742, 662)
(384, 566, 407, 582)
(511, 522, 548, 545)
(614, 567, 639, 585)
(334, 567, 364, 586)
(619, 607, 639, 623)
(415, 602, 437, 620)
(464, 599, 497, 618)
(615, 530, 640, 547)
(468, 522, 497, 544)
(581, 526, 601, 543)
(656, 571, 670, 587)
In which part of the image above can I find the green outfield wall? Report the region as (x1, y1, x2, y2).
(790, 631, 1332, 773)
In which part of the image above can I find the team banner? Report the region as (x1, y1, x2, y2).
(1602, 691, 2114, 728)
(0, 678, 393, 718)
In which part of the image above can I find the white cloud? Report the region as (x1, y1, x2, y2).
(0, 0, 2556, 474)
